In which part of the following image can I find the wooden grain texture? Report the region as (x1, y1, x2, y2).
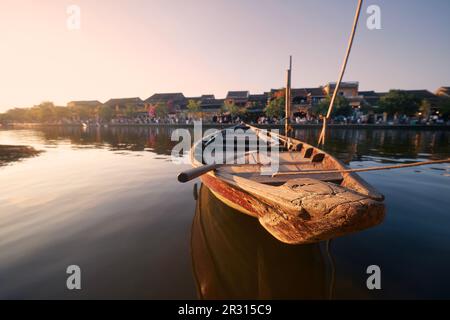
(188, 124, 386, 244)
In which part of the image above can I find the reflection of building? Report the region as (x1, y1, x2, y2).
(226, 91, 249, 107)
(192, 184, 327, 300)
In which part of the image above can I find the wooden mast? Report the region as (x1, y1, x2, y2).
(285, 56, 292, 136)
(318, 0, 363, 145)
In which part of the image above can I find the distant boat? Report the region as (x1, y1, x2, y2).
(181, 124, 385, 245)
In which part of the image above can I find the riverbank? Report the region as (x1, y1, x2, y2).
(3, 123, 450, 131)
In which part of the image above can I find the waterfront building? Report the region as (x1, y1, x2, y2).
(104, 97, 145, 117)
(436, 87, 450, 97)
(145, 93, 187, 113)
(67, 100, 103, 109)
(324, 82, 364, 108)
(226, 91, 250, 107)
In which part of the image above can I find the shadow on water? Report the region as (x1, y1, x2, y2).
(0, 145, 42, 167)
(31, 126, 450, 161)
(191, 184, 330, 300)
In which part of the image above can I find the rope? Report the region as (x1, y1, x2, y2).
(318, 0, 364, 146)
(272, 159, 450, 177)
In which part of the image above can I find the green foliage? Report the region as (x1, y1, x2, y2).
(0, 102, 76, 123)
(438, 98, 450, 120)
(55, 106, 72, 120)
(359, 101, 374, 114)
(187, 99, 201, 114)
(37, 101, 56, 121)
(379, 90, 420, 116)
(419, 99, 431, 117)
(99, 105, 114, 122)
(222, 100, 241, 117)
(312, 95, 353, 117)
(154, 102, 168, 118)
(265, 96, 285, 118)
(125, 105, 136, 118)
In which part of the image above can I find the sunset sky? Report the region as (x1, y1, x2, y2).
(0, 0, 449, 111)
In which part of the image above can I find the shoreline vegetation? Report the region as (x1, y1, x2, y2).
(1, 87, 450, 130)
(2, 122, 450, 130)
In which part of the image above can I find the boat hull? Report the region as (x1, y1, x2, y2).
(201, 172, 385, 245)
(193, 124, 386, 245)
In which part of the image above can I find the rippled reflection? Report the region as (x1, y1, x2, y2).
(191, 184, 329, 299)
(3, 126, 448, 160)
(0, 126, 449, 299)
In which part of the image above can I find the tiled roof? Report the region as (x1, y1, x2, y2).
(104, 97, 144, 106)
(305, 88, 325, 96)
(226, 91, 249, 99)
(68, 100, 102, 105)
(145, 93, 186, 103)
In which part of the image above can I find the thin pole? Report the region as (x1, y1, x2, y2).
(285, 56, 292, 136)
(272, 159, 450, 177)
(318, 0, 363, 145)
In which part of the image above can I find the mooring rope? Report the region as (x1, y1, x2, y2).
(272, 159, 450, 177)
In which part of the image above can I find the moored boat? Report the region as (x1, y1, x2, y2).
(187, 124, 386, 245)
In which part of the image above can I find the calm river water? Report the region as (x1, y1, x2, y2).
(0, 126, 449, 299)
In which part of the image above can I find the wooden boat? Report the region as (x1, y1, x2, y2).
(191, 184, 328, 299)
(185, 124, 385, 245)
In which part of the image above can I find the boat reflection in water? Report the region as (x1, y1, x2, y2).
(191, 184, 331, 300)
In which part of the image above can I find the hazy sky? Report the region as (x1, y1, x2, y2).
(0, 0, 449, 111)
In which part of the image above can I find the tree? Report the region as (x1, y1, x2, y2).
(55, 107, 72, 121)
(379, 90, 420, 116)
(154, 102, 168, 118)
(419, 99, 431, 118)
(222, 100, 241, 117)
(312, 95, 352, 117)
(76, 106, 91, 121)
(36, 101, 56, 122)
(265, 96, 285, 118)
(187, 99, 201, 119)
(5, 108, 31, 122)
(125, 105, 136, 118)
(438, 98, 450, 120)
(99, 105, 114, 122)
